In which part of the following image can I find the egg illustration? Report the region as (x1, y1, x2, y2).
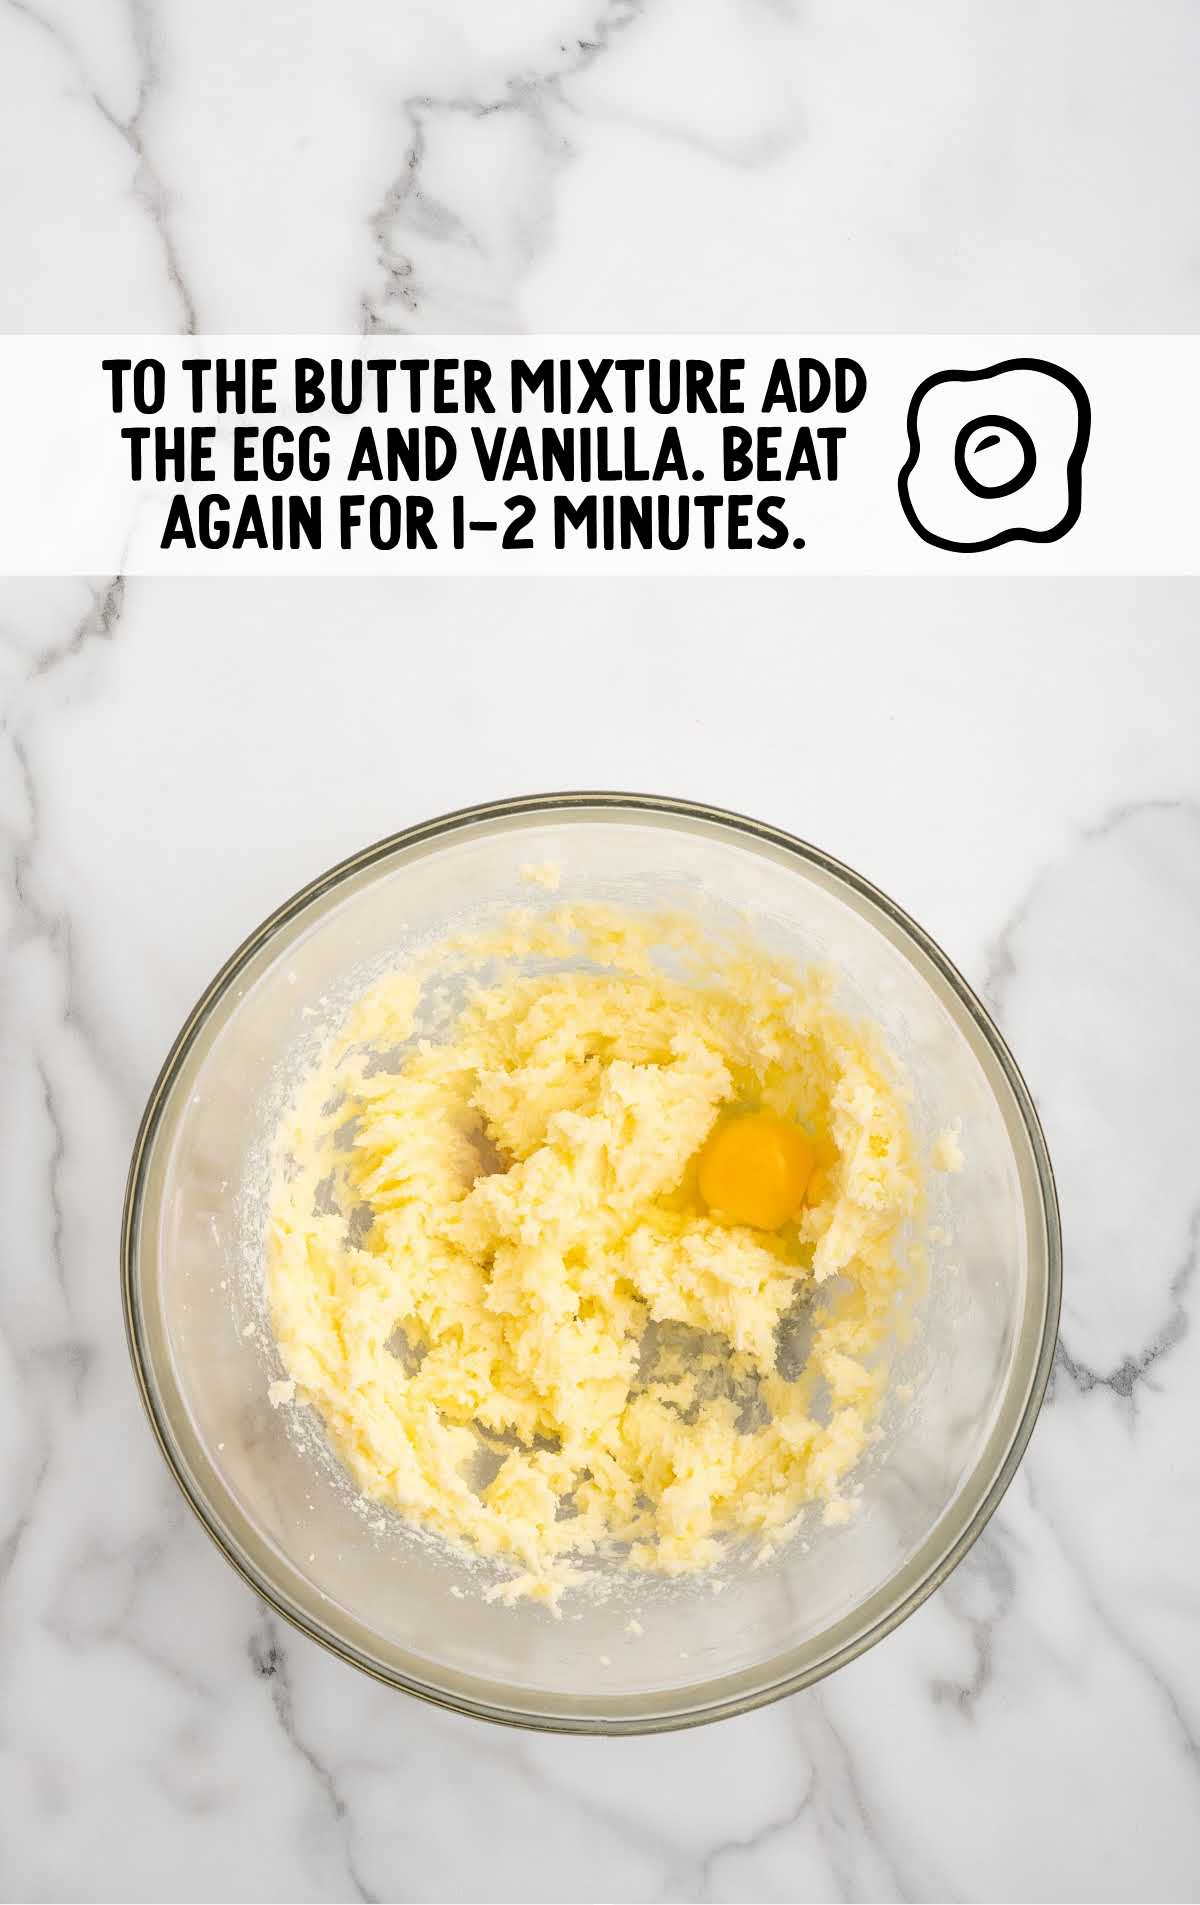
(898, 358, 1090, 553)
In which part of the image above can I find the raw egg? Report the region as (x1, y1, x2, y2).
(697, 1110, 814, 1230)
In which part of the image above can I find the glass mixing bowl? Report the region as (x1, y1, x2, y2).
(123, 793, 1060, 1733)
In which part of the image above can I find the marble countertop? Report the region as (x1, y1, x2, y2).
(3, 578, 1198, 1903)
(2, 4, 1199, 1902)
(3, 0, 1199, 336)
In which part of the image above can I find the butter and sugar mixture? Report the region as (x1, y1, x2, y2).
(266, 904, 923, 1605)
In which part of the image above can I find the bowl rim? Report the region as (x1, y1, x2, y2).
(122, 790, 1062, 1734)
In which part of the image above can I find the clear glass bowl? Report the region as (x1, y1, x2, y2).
(123, 793, 1060, 1733)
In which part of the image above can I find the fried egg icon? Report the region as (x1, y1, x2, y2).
(899, 359, 1090, 553)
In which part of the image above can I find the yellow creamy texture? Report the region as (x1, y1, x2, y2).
(266, 905, 922, 1605)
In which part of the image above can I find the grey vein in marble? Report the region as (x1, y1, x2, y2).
(248, 1613, 378, 1904)
(5, 0, 196, 330)
(363, 1, 649, 335)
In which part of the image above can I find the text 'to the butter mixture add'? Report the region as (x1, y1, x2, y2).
(266, 904, 924, 1607)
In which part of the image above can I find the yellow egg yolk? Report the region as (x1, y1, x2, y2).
(696, 1110, 815, 1230)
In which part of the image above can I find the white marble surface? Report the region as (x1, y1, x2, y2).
(2, 3, 1200, 1902)
(2, 0, 1199, 336)
(1, 578, 1198, 1903)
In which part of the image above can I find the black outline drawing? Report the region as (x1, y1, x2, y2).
(953, 414, 1037, 499)
(898, 357, 1091, 553)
